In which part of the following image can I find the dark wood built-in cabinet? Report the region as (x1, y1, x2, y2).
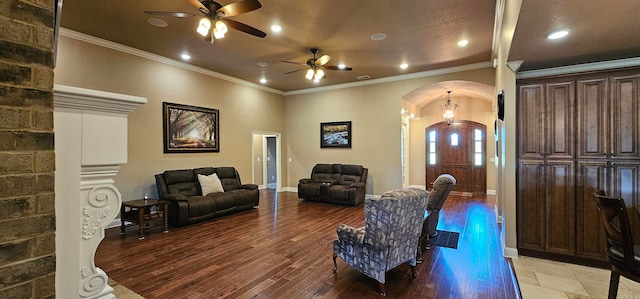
(517, 67, 640, 265)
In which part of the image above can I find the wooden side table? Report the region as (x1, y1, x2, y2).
(120, 199, 168, 240)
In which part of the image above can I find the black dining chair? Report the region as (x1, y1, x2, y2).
(592, 190, 640, 299)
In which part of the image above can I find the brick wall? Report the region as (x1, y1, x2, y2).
(0, 0, 56, 298)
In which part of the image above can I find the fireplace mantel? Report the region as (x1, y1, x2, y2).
(54, 85, 146, 298)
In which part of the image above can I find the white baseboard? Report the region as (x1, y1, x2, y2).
(258, 185, 266, 190)
(494, 205, 503, 224)
(503, 246, 518, 258)
(365, 194, 381, 200)
(487, 189, 496, 195)
(280, 187, 297, 192)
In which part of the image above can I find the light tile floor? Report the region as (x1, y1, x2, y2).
(512, 256, 640, 299)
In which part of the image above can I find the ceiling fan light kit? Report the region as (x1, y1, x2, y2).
(283, 48, 352, 83)
(197, 18, 211, 36)
(146, 0, 266, 44)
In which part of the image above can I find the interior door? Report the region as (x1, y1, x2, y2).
(266, 136, 277, 189)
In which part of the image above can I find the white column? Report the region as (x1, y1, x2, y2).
(54, 85, 146, 299)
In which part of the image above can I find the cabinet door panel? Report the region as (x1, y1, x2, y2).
(546, 82, 575, 160)
(545, 161, 575, 254)
(575, 161, 607, 260)
(611, 74, 640, 159)
(610, 162, 640, 243)
(518, 84, 546, 159)
(517, 160, 546, 251)
(577, 78, 608, 159)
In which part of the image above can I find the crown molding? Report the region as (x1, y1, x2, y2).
(59, 28, 284, 96)
(491, 0, 506, 62)
(284, 61, 494, 96)
(517, 57, 640, 79)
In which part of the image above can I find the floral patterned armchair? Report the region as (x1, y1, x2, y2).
(332, 188, 429, 296)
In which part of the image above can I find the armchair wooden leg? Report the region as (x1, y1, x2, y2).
(411, 265, 417, 278)
(332, 253, 338, 274)
(608, 271, 620, 299)
(378, 282, 386, 296)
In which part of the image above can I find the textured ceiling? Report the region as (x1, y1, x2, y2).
(509, 0, 640, 71)
(58, 0, 640, 95)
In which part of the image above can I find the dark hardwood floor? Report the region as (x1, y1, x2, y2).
(96, 190, 520, 298)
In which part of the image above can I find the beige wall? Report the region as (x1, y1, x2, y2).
(285, 67, 496, 195)
(494, 0, 523, 255)
(285, 84, 401, 194)
(54, 36, 285, 200)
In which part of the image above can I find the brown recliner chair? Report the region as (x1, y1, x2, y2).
(592, 190, 640, 299)
(419, 174, 456, 254)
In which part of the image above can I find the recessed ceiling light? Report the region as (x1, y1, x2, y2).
(271, 25, 282, 33)
(260, 78, 267, 84)
(400, 63, 408, 70)
(337, 63, 346, 70)
(546, 29, 570, 40)
(371, 33, 387, 41)
(256, 61, 269, 67)
(181, 53, 191, 60)
(147, 18, 168, 28)
(457, 39, 469, 47)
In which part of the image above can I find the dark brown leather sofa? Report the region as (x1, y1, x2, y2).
(298, 164, 368, 206)
(155, 166, 259, 227)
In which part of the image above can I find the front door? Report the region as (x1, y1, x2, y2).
(426, 121, 486, 193)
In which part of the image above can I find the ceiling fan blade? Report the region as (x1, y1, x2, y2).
(281, 60, 306, 66)
(323, 65, 353, 71)
(187, 0, 210, 14)
(315, 54, 331, 66)
(218, 0, 262, 17)
(284, 69, 305, 74)
(144, 11, 196, 18)
(224, 19, 266, 38)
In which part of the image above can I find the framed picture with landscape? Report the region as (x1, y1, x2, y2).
(163, 102, 219, 153)
(320, 121, 352, 148)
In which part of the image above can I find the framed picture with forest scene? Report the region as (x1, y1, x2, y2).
(163, 102, 219, 153)
(320, 121, 352, 148)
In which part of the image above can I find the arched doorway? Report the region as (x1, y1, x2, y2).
(426, 120, 486, 194)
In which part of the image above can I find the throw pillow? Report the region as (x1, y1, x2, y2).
(197, 173, 224, 195)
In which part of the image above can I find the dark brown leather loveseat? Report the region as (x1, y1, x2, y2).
(155, 167, 259, 227)
(298, 164, 368, 206)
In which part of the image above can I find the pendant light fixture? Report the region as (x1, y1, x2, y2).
(440, 90, 458, 125)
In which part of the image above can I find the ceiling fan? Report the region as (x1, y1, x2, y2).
(282, 48, 353, 82)
(145, 0, 266, 43)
